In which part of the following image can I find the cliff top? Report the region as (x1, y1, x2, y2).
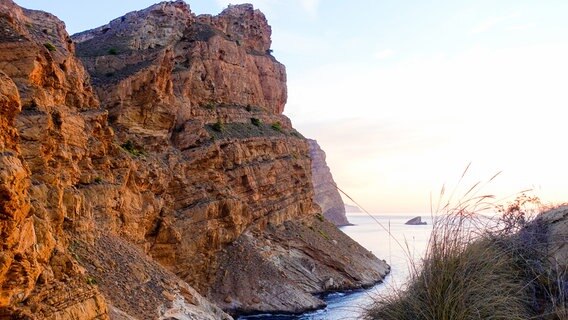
(72, 1, 272, 55)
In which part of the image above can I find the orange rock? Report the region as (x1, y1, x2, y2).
(73, 1, 287, 141)
(0, 1, 390, 318)
(0, 70, 39, 309)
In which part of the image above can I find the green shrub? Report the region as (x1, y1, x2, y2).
(212, 120, 224, 132)
(204, 102, 216, 110)
(121, 140, 145, 157)
(318, 229, 329, 240)
(108, 48, 118, 55)
(44, 42, 56, 52)
(271, 121, 282, 132)
(94, 177, 103, 184)
(86, 276, 97, 285)
(251, 118, 261, 126)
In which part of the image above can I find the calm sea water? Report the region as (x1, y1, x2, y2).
(239, 214, 433, 320)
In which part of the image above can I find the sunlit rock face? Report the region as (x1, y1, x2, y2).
(308, 139, 350, 226)
(0, 1, 228, 318)
(0, 1, 110, 318)
(0, 0, 389, 317)
(73, 0, 287, 146)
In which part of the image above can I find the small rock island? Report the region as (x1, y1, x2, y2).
(405, 216, 427, 225)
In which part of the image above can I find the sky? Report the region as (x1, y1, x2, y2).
(14, 0, 568, 213)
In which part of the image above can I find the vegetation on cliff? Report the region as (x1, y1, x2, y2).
(0, 1, 389, 318)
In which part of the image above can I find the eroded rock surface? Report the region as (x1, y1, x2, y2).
(0, 2, 109, 318)
(0, 1, 229, 318)
(308, 139, 350, 226)
(0, 0, 389, 317)
(70, 234, 231, 320)
(0, 70, 37, 312)
(73, 0, 287, 143)
(211, 216, 389, 314)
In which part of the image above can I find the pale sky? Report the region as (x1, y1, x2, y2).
(15, 1, 568, 213)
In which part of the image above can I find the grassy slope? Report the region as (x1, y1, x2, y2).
(366, 196, 567, 320)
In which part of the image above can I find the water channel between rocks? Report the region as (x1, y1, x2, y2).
(238, 214, 433, 320)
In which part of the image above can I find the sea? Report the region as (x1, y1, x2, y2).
(239, 214, 434, 320)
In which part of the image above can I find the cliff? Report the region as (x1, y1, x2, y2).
(308, 139, 350, 226)
(0, 1, 389, 318)
(0, 1, 229, 318)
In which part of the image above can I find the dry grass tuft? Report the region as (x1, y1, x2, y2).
(365, 167, 566, 320)
(366, 214, 530, 319)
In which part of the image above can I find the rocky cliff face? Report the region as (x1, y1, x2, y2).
(0, 3, 110, 318)
(308, 139, 350, 226)
(0, 2, 229, 318)
(73, 1, 287, 142)
(0, 0, 389, 318)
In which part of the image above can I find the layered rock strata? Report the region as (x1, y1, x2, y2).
(0, 1, 229, 318)
(0, 0, 390, 318)
(308, 139, 350, 226)
(0, 3, 110, 318)
(211, 217, 389, 314)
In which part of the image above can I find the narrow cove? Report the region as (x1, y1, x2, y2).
(238, 215, 433, 319)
